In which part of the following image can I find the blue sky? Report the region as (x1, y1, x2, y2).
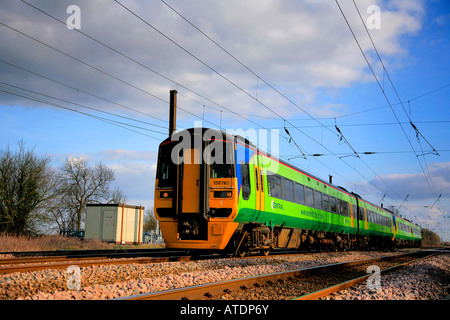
(1, 0, 449, 240)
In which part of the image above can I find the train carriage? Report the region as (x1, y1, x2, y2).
(394, 216, 422, 245)
(154, 128, 421, 255)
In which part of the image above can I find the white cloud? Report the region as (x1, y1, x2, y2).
(99, 149, 157, 162)
(353, 161, 450, 202)
(109, 159, 157, 202)
(0, 0, 425, 122)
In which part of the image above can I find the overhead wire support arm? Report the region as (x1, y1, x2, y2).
(284, 126, 307, 160)
(398, 194, 409, 210)
(430, 194, 442, 209)
(335, 120, 360, 159)
(410, 121, 440, 156)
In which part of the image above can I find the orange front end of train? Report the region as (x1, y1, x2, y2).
(154, 129, 239, 250)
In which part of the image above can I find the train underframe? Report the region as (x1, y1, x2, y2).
(225, 223, 418, 256)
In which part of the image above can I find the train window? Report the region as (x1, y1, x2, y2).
(330, 197, 337, 213)
(337, 199, 342, 215)
(209, 142, 234, 178)
(240, 162, 251, 200)
(344, 201, 349, 216)
(340, 200, 348, 217)
(268, 174, 281, 185)
(323, 194, 330, 212)
(294, 183, 305, 204)
(268, 174, 282, 199)
(314, 190, 323, 210)
(305, 187, 314, 207)
(211, 163, 234, 178)
(260, 172, 264, 193)
(156, 142, 176, 188)
(360, 207, 365, 220)
(282, 178, 294, 202)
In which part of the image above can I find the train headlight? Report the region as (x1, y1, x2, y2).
(159, 191, 173, 198)
(213, 191, 233, 198)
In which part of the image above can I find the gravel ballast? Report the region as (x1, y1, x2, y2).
(323, 253, 450, 300)
(0, 251, 447, 300)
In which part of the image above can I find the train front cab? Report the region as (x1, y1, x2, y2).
(154, 129, 239, 250)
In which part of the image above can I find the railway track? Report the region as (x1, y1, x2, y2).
(0, 248, 191, 275)
(0, 247, 177, 258)
(0, 247, 324, 275)
(120, 250, 440, 300)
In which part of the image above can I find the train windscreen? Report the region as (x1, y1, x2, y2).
(156, 142, 176, 188)
(207, 141, 235, 178)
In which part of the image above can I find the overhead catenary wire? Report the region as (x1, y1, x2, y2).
(157, 0, 425, 204)
(21, 0, 446, 166)
(159, 0, 340, 139)
(282, 149, 450, 158)
(0, 59, 169, 125)
(352, 0, 439, 157)
(0, 88, 163, 141)
(19, 0, 290, 140)
(4, 1, 442, 215)
(0, 21, 226, 132)
(114, 0, 418, 208)
(208, 83, 450, 122)
(0, 81, 168, 135)
(334, 0, 442, 213)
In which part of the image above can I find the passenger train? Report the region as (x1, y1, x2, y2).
(154, 128, 421, 256)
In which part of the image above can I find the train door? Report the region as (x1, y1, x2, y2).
(364, 208, 368, 230)
(253, 156, 265, 220)
(349, 203, 354, 228)
(181, 148, 201, 213)
(392, 215, 397, 240)
(254, 165, 260, 214)
(177, 147, 208, 241)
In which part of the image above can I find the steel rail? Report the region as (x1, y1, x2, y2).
(294, 251, 439, 300)
(0, 255, 193, 275)
(0, 249, 187, 265)
(0, 247, 291, 275)
(119, 251, 423, 300)
(0, 247, 304, 275)
(0, 247, 174, 258)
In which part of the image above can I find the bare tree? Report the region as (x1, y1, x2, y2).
(57, 157, 127, 232)
(0, 141, 59, 235)
(143, 207, 157, 232)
